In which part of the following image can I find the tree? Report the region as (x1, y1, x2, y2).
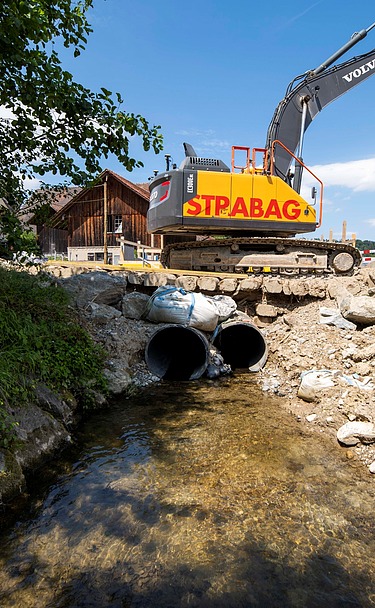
(0, 0, 163, 254)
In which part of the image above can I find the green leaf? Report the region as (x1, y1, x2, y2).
(0, 0, 163, 256)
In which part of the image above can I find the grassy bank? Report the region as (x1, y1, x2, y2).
(0, 266, 107, 447)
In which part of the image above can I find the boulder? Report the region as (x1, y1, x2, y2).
(337, 421, 375, 446)
(339, 294, 375, 325)
(59, 271, 127, 308)
(87, 302, 122, 322)
(122, 292, 150, 320)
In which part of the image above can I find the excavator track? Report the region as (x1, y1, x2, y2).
(161, 238, 362, 276)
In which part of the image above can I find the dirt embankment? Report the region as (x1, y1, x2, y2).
(2, 263, 375, 510)
(66, 264, 375, 474)
(257, 269, 375, 472)
(59, 264, 375, 474)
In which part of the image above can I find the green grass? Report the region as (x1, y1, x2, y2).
(0, 266, 108, 446)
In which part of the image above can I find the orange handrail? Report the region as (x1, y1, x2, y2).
(271, 139, 324, 228)
(231, 146, 251, 172)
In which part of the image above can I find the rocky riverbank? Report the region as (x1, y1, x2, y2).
(2, 263, 375, 510)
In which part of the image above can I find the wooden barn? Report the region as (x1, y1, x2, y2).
(50, 169, 164, 265)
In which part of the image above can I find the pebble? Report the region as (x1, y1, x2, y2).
(369, 461, 375, 474)
(306, 414, 317, 422)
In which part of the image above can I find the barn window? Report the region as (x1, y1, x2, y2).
(114, 215, 123, 233)
(107, 215, 123, 233)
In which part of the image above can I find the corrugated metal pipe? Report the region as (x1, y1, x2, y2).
(213, 319, 268, 372)
(145, 325, 210, 380)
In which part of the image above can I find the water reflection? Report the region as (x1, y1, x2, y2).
(0, 375, 374, 607)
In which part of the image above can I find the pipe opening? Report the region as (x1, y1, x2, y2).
(145, 325, 209, 380)
(213, 321, 267, 371)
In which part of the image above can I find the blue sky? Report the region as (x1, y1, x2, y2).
(15, 1, 375, 240)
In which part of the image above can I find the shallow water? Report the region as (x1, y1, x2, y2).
(0, 375, 374, 607)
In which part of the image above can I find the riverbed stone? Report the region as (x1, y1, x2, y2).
(87, 302, 122, 322)
(289, 280, 310, 297)
(35, 384, 75, 426)
(197, 276, 220, 292)
(175, 276, 197, 291)
(339, 294, 375, 325)
(12, 403, 71, 470)
(104, 360, 132, 394)
(263, 278, 283, 294)
(256, 303, 278, 318)
(143, 272, 169, 287)
(337, 421, 375, 446)
(218, 277, 238, 293)
(122, 292, 150, 320)
(59, 271, 127, 307)
(127, 272, 146, 285)
(238, 277, 263, 292)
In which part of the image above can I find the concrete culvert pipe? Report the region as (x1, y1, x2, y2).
(145, 325, 209, 380)
(213, 320, 268, 372)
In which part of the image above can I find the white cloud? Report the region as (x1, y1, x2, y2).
(23, 176, 42, 190)
(365, 218, 375, 227)
(304, 157, 375, 192)
(174, 129, 231, 156)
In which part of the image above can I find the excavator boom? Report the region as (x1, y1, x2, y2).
(267, 23, 375, 184)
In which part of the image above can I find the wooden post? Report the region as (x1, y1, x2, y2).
(103, 176, 108, 264)
(342, 220, 347, 243)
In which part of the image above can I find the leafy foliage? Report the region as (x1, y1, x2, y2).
(355, 239, 375, 251)
(0, 266, 107, 446)
(0, 0, 163, 254)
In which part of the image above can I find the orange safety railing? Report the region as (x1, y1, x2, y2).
(231, 146, 251, 172)
(231, 142, 323, 228)
(271, 140, 323, 228)
(231, 146, 269, 174)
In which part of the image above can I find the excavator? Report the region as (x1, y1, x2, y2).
(147, 22, 375, 275)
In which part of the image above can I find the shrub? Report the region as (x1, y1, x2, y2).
(0, 266, 107, 446)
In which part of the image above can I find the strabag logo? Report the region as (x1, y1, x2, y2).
(342, 59, 375, 83)
(184, 194, 304, 220)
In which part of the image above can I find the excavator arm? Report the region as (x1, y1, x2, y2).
(266, 22, 375, 188)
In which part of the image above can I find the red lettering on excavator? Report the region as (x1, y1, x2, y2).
(185, 196, 202, 215)
(201, 194, 215, 215)
(283, 200, 301, 220)
(250, 198, 263, 217)
(230, 196, 249, 217)
(215, 195, 230, 215)
(264, 198, 282, 219)
(185, 194, 303, 221)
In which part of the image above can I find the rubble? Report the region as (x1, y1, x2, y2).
(56, 264, 375, 473)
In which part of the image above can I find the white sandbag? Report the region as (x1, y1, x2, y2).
(146, 286, 219, 331)
(207, 295, 237, 322)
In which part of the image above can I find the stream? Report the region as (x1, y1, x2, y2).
(0, 374, 374, 607)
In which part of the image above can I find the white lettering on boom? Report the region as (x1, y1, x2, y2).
(342, 59, 375, 83)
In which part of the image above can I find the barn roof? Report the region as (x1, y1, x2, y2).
(49, 169, 150, 229)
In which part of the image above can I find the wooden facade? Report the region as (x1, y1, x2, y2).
(50, 170, 165, 262)
(38, 226, 69, 255)
(65, 172, 161, 250)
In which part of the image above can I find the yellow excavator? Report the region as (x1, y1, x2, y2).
(147, 22, 375, 275)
